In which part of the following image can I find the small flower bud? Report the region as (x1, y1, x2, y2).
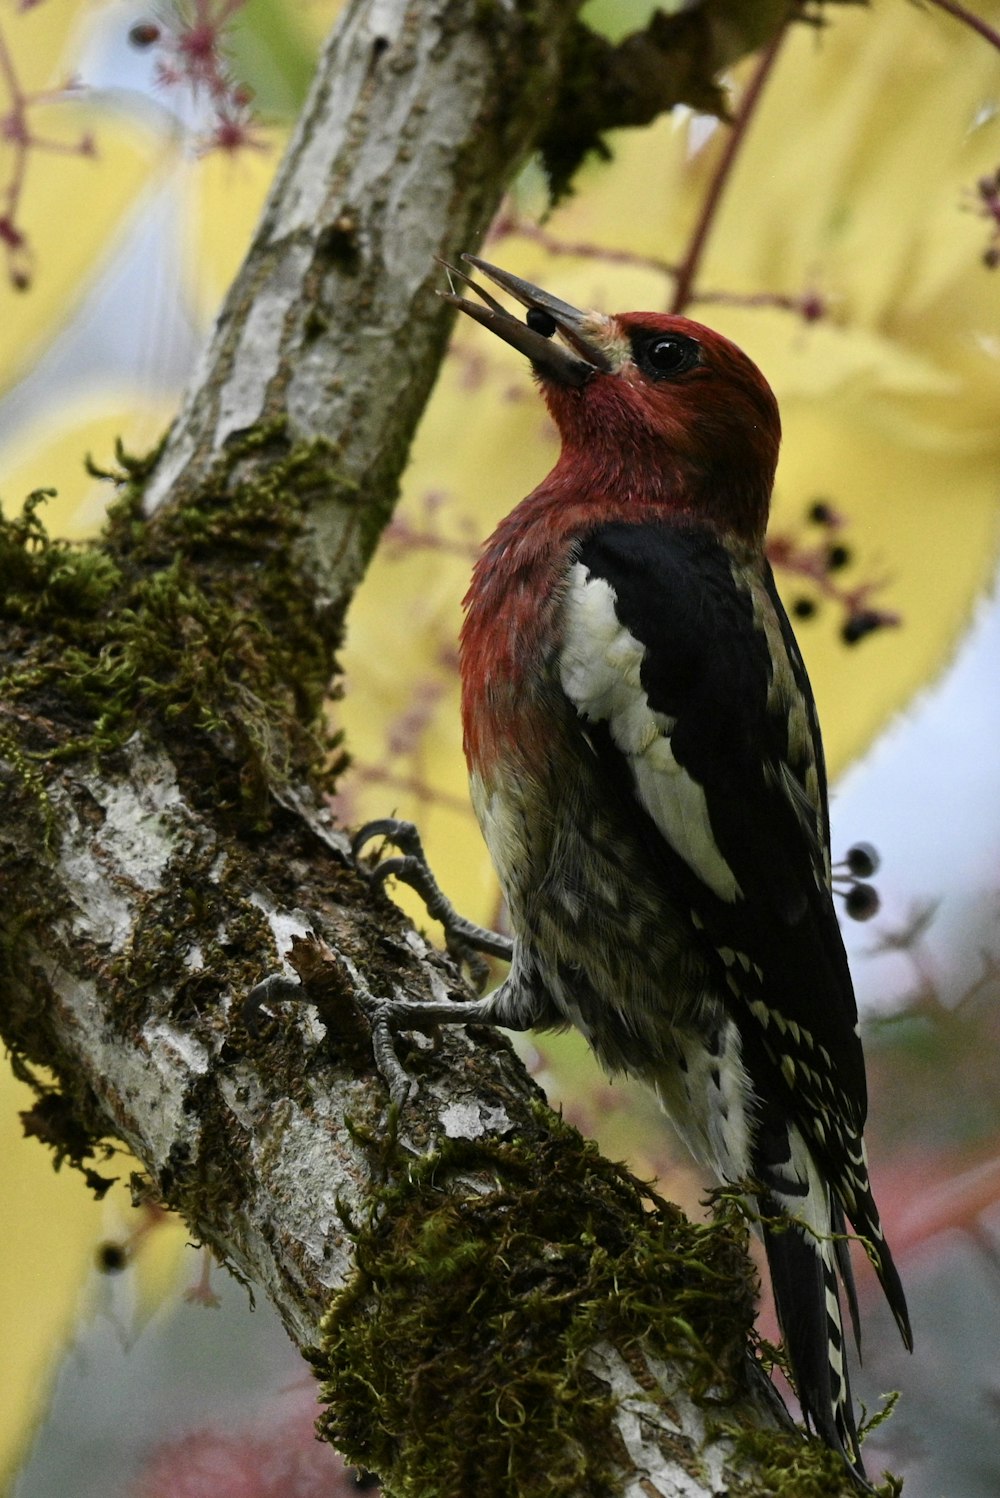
(0, 214, 24, 249)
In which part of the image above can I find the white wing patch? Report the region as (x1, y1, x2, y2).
(559, 563, 742, 904)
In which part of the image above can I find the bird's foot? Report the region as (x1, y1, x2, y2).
(242, 938, 504, 1108)
(352, 817, 513, 988)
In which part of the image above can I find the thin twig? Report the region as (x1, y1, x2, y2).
(924, 0, 1000, 52)
(670, 26, 788, 314)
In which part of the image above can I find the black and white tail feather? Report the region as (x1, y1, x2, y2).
(758, 1169, 911, 1483)
(755, 1118, 878, 1480)
(762, 1193, 860, 1466)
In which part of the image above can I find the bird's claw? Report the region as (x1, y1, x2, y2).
(241, 972, 303, 1036)
(359, 994, 417, 1109)
(352, 816, 513, 988)
(351, 817, 424, 864)
(241, 957, 418, 1108)
(242, 947, 503, 1109)
(366, 853, 427, 898)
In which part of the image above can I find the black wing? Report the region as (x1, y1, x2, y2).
(563, 519, 866, 1144)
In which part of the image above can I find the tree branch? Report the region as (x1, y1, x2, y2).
(142, 0, 591, 603)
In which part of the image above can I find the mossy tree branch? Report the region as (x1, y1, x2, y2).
(0, 0, 866, 1492)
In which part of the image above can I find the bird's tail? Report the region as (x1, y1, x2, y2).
(762, 1201, 866, 1480)
(834, 1136, 914, 1355)
(759, 1124, 912, 1486)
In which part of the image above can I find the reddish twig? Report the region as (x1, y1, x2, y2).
(130, 0, 267, 156)
(670, 26, 788, 314)
(694, 286, 826, 322)
(766, 529, 900, 644)
(890, 1153, 1000, 1259)
(491, 214, 679, 279)
(346, 765, 473, 818)
(923, 0, 1000, 52)
(923, 0, 1000, 264)
(383, 516, 480, 562)
(491, 212, 826, 323)
(0, 21, 94, 289)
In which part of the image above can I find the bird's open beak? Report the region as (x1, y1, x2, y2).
(438, 255, 612, 387)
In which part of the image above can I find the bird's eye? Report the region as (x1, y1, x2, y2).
(631, 332, 703, 380)
(526, 308, 557, 339)
(647, 338, 689, 373)
(640, 335, 694, 377)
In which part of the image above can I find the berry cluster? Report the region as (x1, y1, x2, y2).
(833, 842, 881, 922)
(770, 499, 899, 647)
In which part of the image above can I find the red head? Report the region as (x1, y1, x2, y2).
(441, 257, 781, 549)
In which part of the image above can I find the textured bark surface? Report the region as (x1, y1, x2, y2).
(0, 0, 860, 1492)
(144, 0, 587, 595)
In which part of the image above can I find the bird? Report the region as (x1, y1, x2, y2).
(359, 253, 911, 1482)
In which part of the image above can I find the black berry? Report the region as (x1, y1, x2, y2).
(128, 22, 161, 46)
(846, 842, 880, 878)
(842, 610, 883, 645)
(845, 884, 880, 921)
(96, 1242, 128, 1273)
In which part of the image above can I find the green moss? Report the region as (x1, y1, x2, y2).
(0, 723, 56, 844)
(0, 422, 353, 820)
(0, 423, 368, 1193)
(709, 1374, 904, 1496)
(723, 1424, 902, 1498)
(313, 1113, 758, 1497)
(0, 487, 124, 622)
(726, 1426, 853, 1496)
(105, 842, 275, 1033)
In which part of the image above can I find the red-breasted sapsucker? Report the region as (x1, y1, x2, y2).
(351, 255, 912, 1481)
(424, 255, 912, 1481)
